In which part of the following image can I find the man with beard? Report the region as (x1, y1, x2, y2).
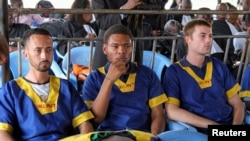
(0, 28, 94, 141)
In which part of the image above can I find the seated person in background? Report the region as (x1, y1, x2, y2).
(240, 0, 250, 24)
(38, 20, 64, 38)
(35, 0, 66, 20)
(10, 0, 51, 27)
(56, 0, 97, 58)
(163, 19, 244, 134)
(233, 14, 250, 55)
(91, 0, 165, 71)
(168, 0, 182, 9)
(143, 0, 168, 36)
(0, 28, 94, 141)
(166, 0, 194, 28)
(81, 24, 168, 140)
(8, 5, 30, 52)
(213, 3, 239, 78)
(226, 2, 243, 32)
(157, 19, 181, 58)
(214, 2, 228, 21)
(163, 19, 182, 36)
(141, 22, 154, 51)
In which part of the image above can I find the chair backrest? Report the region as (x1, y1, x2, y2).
(143, 50, 171, 81)
(61, 45, 95, 75)
(9, 50, 66, 79)
(157, 130, 208, 141)
(52, 38, 65, 60)
(9, 51, 29, 79)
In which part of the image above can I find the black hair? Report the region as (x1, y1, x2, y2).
(22, 28, 52, 47)
(35, 0, 53, 8)
(103, 24, 133, 43)
(67, 0, 90, 25)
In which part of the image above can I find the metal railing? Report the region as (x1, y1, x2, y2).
(3, 5, 250, 84)
(9, 33, 250, 82)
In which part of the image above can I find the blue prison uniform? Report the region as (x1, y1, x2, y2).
(82, 62, 168, 132)
(0, 76, 94, 141)
(163, 56, 240, 125)
(240, 65, 250, 98)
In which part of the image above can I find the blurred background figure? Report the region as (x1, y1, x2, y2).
(35, 0, 66, 20)
(91, 0, 164, 70)
(215, 2, 228, 20)
(238, 0, 250, 30)
(10, 0, 50, 27)
(156, 19, 181, 59)
(56, 0, 98, 63)
(226, 2, 243, 32)
(233, 14, 250, 55)
(170, 0, 182, 9)
(213, 2, 239, 78)
(8, 4, 30, 52)
(166, 0, 193, 28)
(163, 19, 182, 35)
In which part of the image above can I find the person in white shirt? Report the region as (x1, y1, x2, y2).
(10, 0, 50, 27)
(233, 14, 250, 54)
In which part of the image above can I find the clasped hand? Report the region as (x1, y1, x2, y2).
(106, 61, 129, 82)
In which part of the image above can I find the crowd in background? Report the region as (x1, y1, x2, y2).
(2, 0, 250, 140)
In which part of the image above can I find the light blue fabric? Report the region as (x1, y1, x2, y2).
(142, 50, 171, 81)
(157, 130, 207, 141)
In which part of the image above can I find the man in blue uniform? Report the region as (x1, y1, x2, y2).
(163, 19, 244, 134)
(239, 65, 250, 110)
(81, 24, 167, 140)
(0, 28, 94, 141)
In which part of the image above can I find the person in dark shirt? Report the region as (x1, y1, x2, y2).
(56, 0, 98, 58)
(8, 5, 30, 52)
(91, 0, 163, 70)
(35, 0, 66, 20)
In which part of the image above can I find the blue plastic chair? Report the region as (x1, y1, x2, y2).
(9, 50, 66, 79)
(53, 40, 64, 61)
(9, 51, 29, 79)
(61, 45, 95, 90)
(142, 50, 171, 81)
(61, 45, 95, 74)
(157, 130, 208, 141)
